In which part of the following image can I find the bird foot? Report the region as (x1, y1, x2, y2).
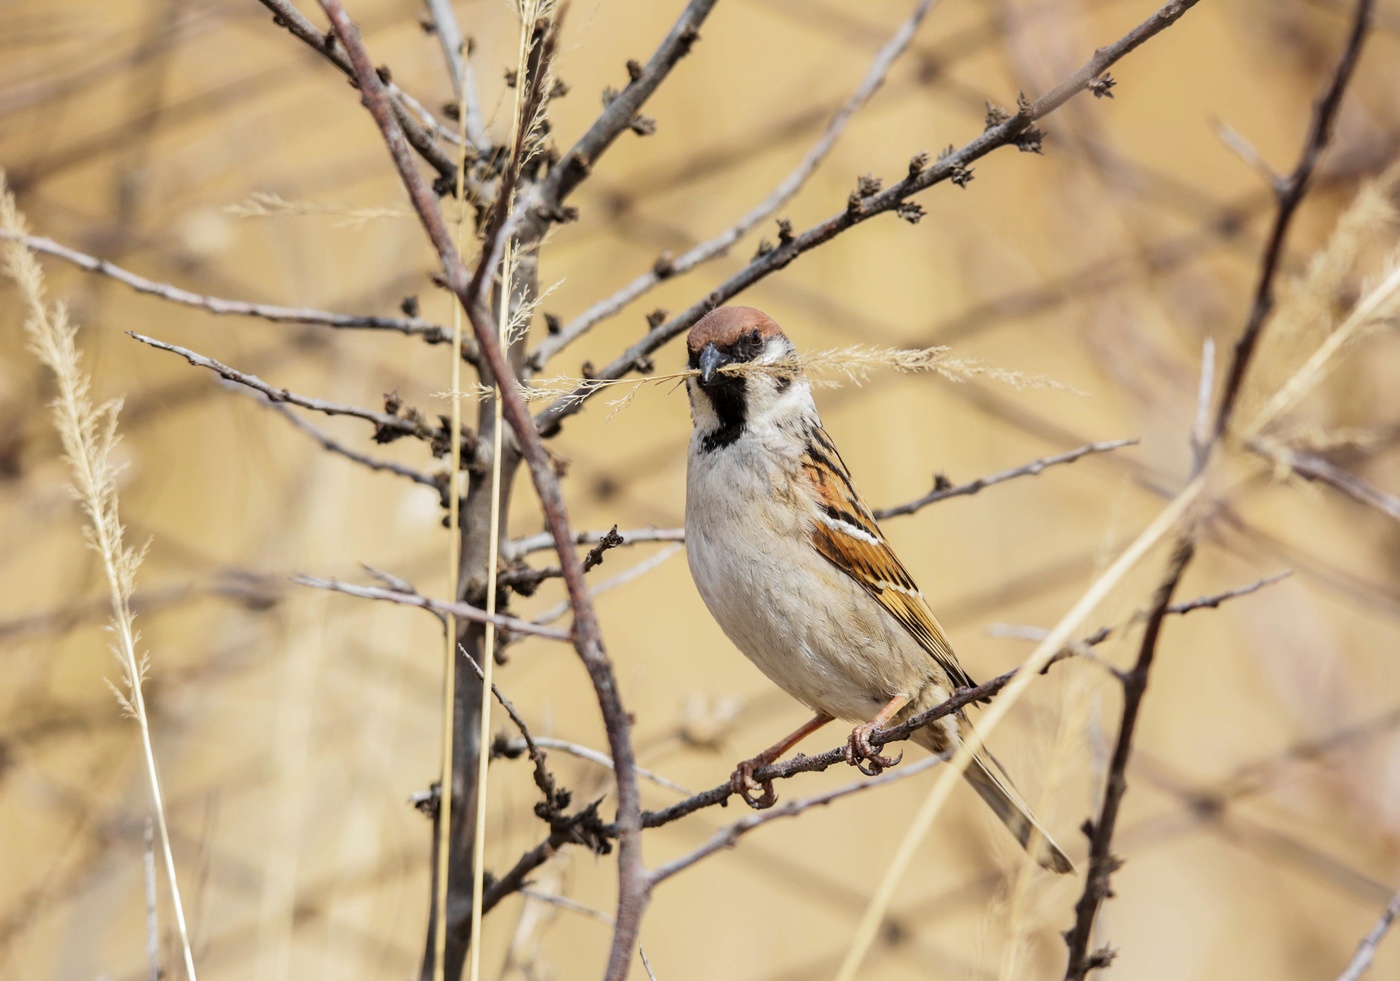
(729, 756, 778, 809)
(844, 723, 903, 777)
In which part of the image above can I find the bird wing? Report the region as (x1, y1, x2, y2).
(799, 426, 975, 692)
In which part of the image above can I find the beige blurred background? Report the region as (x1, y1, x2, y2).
(4, 0, 1400, 978)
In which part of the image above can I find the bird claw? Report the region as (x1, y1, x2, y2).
(844, 723, 902, 777)
(729, 758, 778, 809)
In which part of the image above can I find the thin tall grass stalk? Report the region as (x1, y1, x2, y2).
(432, 27, 475, 981)
(833, 477, 1206, 981)
(1, 175, 198, 980)
(466, 6, 541, 979)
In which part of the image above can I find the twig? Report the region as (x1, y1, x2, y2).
(291, 575, 572, 641)
(254, 0, 459, 179)
(531, 0, 939, 367)
(129, 333, 434, 442)
(1335, 887, 1400, 981)
(498, 736, 693, 796)
(534, 0, 1210, 433)
(874, 438, 1136, 519)
(143, 819, 159, 981)
(508, 526, 686, 560)
(533, 0, 721, 214)
(640, 947, 658, 981)
(1190, 337, 1216, 474)
(1212, 0, 1375, 439)
(316, 6, 649, 978)
(421, 0, 488, 151)
(648, 755, 945, 886)
(1166, 570, 1292, 615)
(519, 888, 615, 925)
(1063, 539, 1195, 980)
(1273, 447, 1400, 522)
(1212, 119, 1282, 188)
(0, 229, 460, 348)
(247, 390, 442, 491)
(532, 545, 684, 626)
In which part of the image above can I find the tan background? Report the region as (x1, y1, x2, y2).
(4, 0, 1400, 978)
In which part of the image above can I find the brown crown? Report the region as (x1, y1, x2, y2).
(686, 306, 785, 353)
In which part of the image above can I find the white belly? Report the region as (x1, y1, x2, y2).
(685, 434, 943, 724)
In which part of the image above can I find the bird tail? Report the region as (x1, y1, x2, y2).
(915, 726, 1074, 874)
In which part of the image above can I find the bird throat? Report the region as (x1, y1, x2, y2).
(699, 374, 747, 453)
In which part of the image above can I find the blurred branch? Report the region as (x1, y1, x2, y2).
(874, 438, 1137, 519)
(1064, 5, 1373, 973)
(534, 0, 1208, 432)
(129, 332, 438, 442)
(1063, 539, 1195, 980)
(531, 0, 939, 368)
(1335, 889, 1400, 981)
(0, 229, 463, 349)
(1260, 442, 1400, 522)
(292, 575, 572, 641)
(1212, 0, 1375, 440)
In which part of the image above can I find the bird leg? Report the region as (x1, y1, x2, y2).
(730, 712, 834, 809)
(845, 693, 910, 777)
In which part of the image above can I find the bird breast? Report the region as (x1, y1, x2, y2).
(685, 432, 940, 723)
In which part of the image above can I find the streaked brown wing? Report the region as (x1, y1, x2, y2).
(800, 427, 975, 692)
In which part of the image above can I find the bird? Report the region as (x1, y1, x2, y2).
(682, 304, 1072, 874)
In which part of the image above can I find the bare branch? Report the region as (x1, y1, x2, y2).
(292, 575, 572, 641)
(252, 392, 442, 491)
(315, 5, 650, 976)
(254, 0, 460, 178)
(874, 438, 1137, 520)
(1212, 0, 1375, 439)
(129, 332, 436, 442)
(1063, 538, 1196, 980)
(648, 755, 945, 886)
(533, 0, 1210, 433)
(531, 0, 940, 368)
(498, 736, 694, 796)
(508, 526, 686, 560)
(421, 0, 488, 150)
(1268, 445, 1400, 522)
(1, 229, 461, 348)
(1335, 887, 1400, 981)
(533, 0, 721, 215)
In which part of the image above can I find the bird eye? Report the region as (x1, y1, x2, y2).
(747, 329, 761, 345)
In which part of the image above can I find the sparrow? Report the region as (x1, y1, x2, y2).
(683, 305, 1072, 874)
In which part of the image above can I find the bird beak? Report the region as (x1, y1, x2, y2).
(698, 343, 729, 386)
